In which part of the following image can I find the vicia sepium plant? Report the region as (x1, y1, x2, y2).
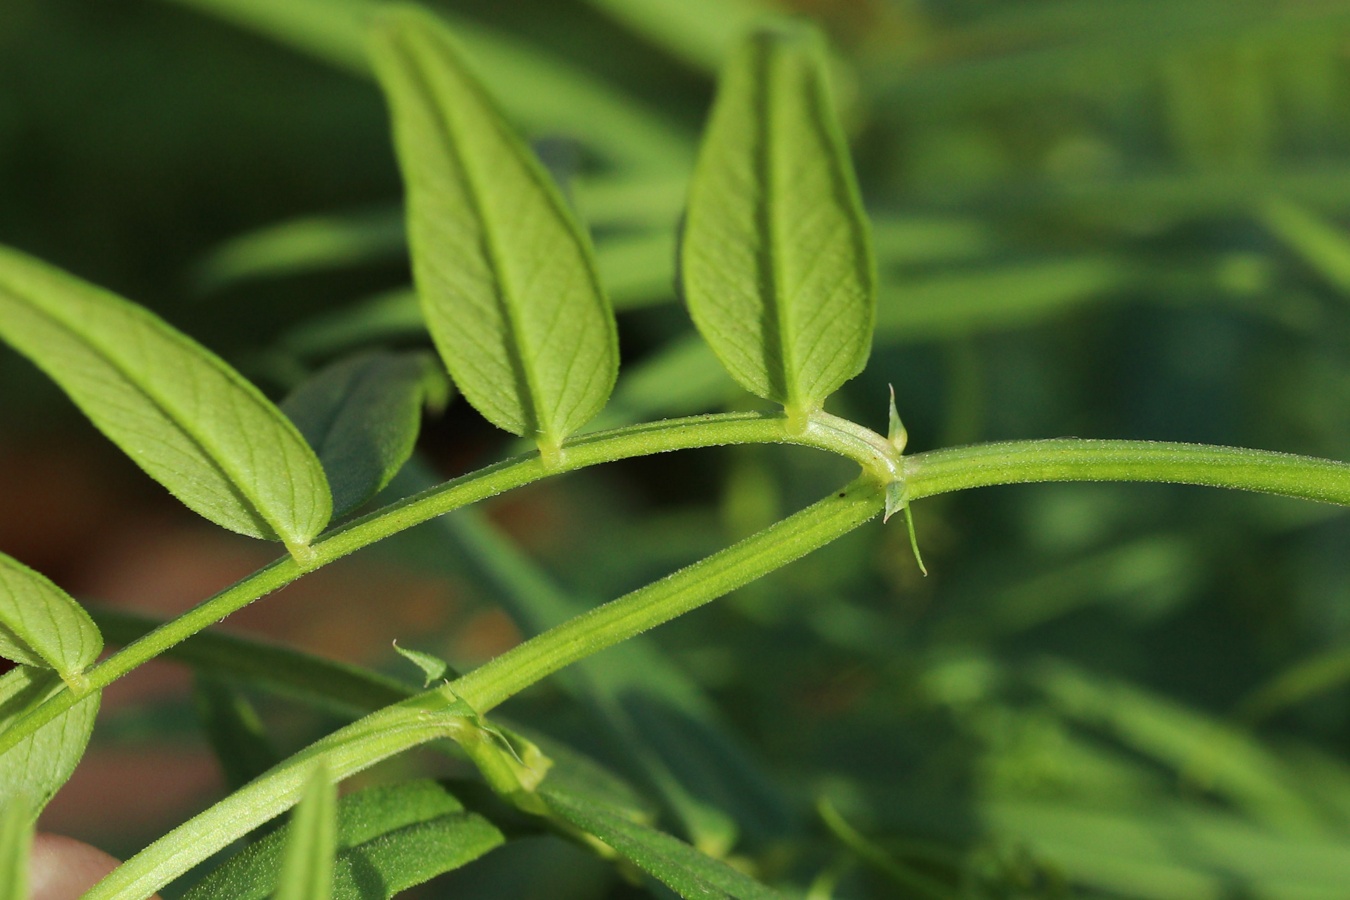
(2, 6, 1350, 899)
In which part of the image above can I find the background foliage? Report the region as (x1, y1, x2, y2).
(6, 0, 1350, 896)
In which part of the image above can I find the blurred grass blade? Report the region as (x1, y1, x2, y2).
(0, 667, 100, 816)
(0, 554, 101, 686)
(1261, 197, 1350, 295)
(681, 22, 874, 422)
(817, 798, 953, 900)
(194, 676, 282, 793)
(184, 780, 503, 900)
(275, 765, 338, 900)
(0, 245, 332, 555)
(600, 229, 679, 310)
(876, 256, 1130, 340)
(371, 7, 619, 458)
(580, 0, 772, 72)
(1238, 643, 1350, 724)
(196, 208, 405, 291)
(542, 787, 789, 899)
(282, 351, 450, 518)
(96, 607, 411, 718)
(281, 289, 425, 361)
(0, 801, 31, 900)
(157, 0, 691, 172)
(593, 334, 734, 429)
(1035, 661, 1327, 832)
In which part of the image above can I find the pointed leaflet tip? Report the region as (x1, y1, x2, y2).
(904, 505, 928, 577)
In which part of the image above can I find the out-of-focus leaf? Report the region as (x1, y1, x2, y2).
(0, 667, 100, 817)
(196, 208, 405, 291)
(876, 256, 1131, 340)
(541, 787, 791, 900)
(96, 607, 412, 718)
(432, 496, 792, 854)
(593, 334, 734, 429)
(0, 801, 31, 900)
(371, 7, 618, 456)
(870, 216, 996, 266)
(95, 607, 651, 820)
(281, 289, 425, 361)
(1238, 644, 1350, 723)
(274, 766, 338, 900)
(0, 245, 332, 554)
(184, 780, 504, 900)
(157, 0, 692, 172)
(1034, 662, 1330, 833)
(0, 553, 101, 685)
(1261, 198, 1350, 295)
(681, 22, 874, 420)
(982, 798, 1350, 899)
(194, 676, 281, 792)
(580, 0, 772, 72)
(600, 229, 679, 310)
(282, 351, 449, 518)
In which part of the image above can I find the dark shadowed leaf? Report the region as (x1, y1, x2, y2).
(184, 780, 504, 900)
(282, 352, 449, 518)
(194, 676, 282, 792)
(542, 787, 793, 899)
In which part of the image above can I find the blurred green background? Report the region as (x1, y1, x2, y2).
(7, 0, 1350, 897)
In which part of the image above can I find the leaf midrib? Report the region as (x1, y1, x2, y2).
(754, 39, 793, 409)
(404, 31, 546, 443)
(0, 283, 281, 541)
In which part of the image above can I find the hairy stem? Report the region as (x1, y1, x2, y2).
(4, 427, 1348, 758)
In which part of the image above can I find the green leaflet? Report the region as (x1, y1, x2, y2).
(0, 800, 31, 900)
(369, 7, 619, 460)
(275, 765, 338, 900)
(281, 351, 449, 519)
(0, 245, 332, 555)
(0, 553, 101, 685)
(392, 643, 450, 687)
(681, 22, 875, 425)
(184, 781, 504, 900)
(0, 667, 100, 817)
(541, 787, 791, 900)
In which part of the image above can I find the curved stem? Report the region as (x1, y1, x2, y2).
(451, 476, 885, 712)
(5, 431, 1348, 757)
(901, 439, 1350, 506)
(85, 478, 883, 900)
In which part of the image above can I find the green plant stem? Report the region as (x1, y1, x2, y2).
(901, 439, 1350, 505)
(82, 693, 463, 900)
(451, 476, 884, 712)
(5, 425, 1350, 759)
(86, 478, 882, 900)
